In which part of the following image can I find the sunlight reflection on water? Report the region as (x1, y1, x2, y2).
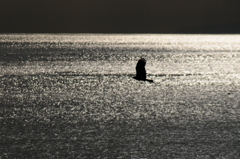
(1, 34, 240, 52)
(2, 34, 240, 158)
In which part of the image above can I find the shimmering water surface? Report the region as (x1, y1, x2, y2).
(1, 34, 240, 158)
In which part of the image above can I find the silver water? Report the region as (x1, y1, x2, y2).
(1, 34, 240, 158)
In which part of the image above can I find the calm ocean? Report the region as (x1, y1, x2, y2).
(1, 34, 240, 158)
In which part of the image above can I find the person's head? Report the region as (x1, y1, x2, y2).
(138, 58, 146, 66)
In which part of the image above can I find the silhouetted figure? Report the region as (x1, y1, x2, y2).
(135, 58, 147, 80)
(133, 58, 153, 82)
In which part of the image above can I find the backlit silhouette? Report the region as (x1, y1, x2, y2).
(133, 58, 153, 82)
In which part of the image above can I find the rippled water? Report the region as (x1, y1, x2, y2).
(1, 34, 240, 75)
(1, 34, 240, 158)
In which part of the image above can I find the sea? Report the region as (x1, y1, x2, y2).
(1, 34, 240, 158)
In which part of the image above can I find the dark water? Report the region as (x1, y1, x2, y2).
(1, 34, 240, 158)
